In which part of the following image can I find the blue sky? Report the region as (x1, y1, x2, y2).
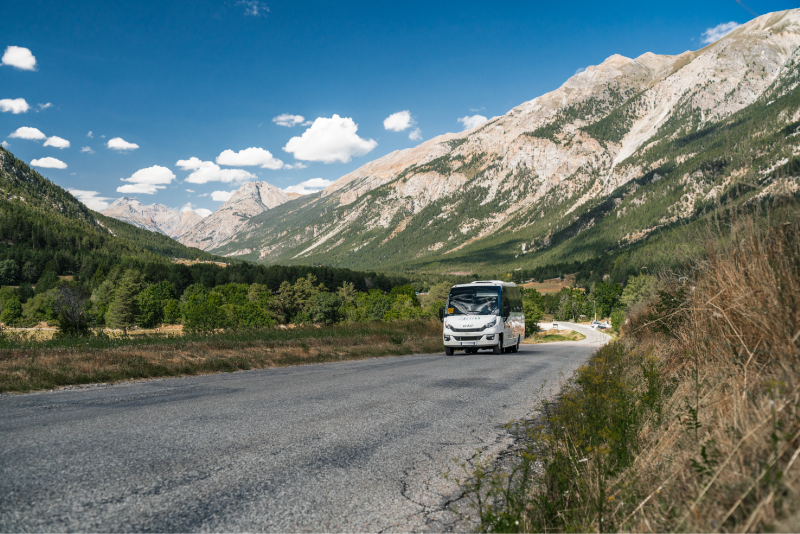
(2, 0, 796, 214)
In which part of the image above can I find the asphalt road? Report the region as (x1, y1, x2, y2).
(0, 323, 607, 532)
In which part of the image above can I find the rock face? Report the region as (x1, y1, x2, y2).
(212, 9, 800, 269)
(101, 198, 204, 238)
(176, 181, 295, 251)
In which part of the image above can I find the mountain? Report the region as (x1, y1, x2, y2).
(101, 197, 204, 238)
(176, 181, 297, 253)
(213, 9, 800, 271)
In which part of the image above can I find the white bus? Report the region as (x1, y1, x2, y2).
(439, 280, 525, 355)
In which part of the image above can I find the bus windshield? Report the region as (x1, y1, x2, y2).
(446, 286, 500, 316)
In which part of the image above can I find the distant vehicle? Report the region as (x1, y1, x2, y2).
(590, 321, 602, 329)
(591, 321, 611, 330)
(439, 281, 524, 356)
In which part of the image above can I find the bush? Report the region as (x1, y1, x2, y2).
(610, 309, 625, 332)
(1, 297, 22, 325)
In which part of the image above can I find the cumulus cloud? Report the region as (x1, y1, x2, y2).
(283, 115, 377, 164)
(383, 110, 414, 132)
(81, 146, 94, 154)
(68, 189, 112, 211)
(9, 126, 46, 140)
(457, 115, 488, 130)
(1, 141, 8, 148)
(0, 98, 29, 114)
(107, 137, 139, 151)
(117, 165, 175, 194)
(701, 21, 741, 44)
(195, 208, 212, 217)
(272, 114, 307, 127)
(216, 147, 283, 169)
(238, 0, 268, 16)
(409, 128, 422, 141)
(211, 190, 235, 202)
(185, 188, 196, 193)
(176, 157, 256, 184)
(283, 178, 333, 195)
(87, 131, 93, 138)
(284, 162, 308, 170)
(31, 157, 67, 169)
(43, 136, 70, 149)
(2, 46, 37, 71)
(37, 102, 52, 111)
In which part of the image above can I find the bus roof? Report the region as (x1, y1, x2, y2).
(450, 280, 517, 289)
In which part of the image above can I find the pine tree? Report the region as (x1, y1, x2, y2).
(105, 271, 140, 334)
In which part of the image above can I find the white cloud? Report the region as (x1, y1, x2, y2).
(2, 46, 37, 71)
(198, 193, 209, 197)
(180, 202, 211, 217)
(284, 162, 308, 169)
(457, 115, 488, 130)
(283, 178, 333, 195)
(37, 102, 52, 111)
(283, 115, 377, 164)
(43, 136, 70, 149)
(1, 141, 8, 148)
(701, 21, 741, 44)
(68, 189, 112, 211)
(238, 0, 269, 16)
(87, 131, 93, 138)
(107, 137, 139, 151)
(185, 188, 196, 193)
(0, 98, 29, 114)
(383, 110, 414, 132)
(211, 190, 235, 202)
(272, 114, 306, 127)
(216, 147, 283, 169)
(31, 157, 67, 169)
(81, 146, 94, 154)
(409, 128, 422, 141)
(574, 67, 586, 75)
(176, 157, 256, 184)
(117, 165, 175, 194)
(9, 126, 46, 140)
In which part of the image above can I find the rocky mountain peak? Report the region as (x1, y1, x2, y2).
(176, 181, 297, 251)
(101, 197, 204, 238)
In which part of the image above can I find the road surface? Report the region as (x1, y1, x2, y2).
(0, 323, 607, 532)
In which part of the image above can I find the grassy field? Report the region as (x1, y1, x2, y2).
(0, 320, 443, 393)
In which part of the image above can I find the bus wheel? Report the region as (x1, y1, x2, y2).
(511, 336, 520, 353)
(445, 347, 454, 356)
(493, 336, 502, 354)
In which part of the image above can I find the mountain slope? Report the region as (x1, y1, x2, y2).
(215, 8, 800, 271)
(176, 181, 296, 252)
(101, 197, 204, 238)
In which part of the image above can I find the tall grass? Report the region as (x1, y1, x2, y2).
(455, 210, 800, 532)
(0, 320, 443, 393)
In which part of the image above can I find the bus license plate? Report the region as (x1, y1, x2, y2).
(461, 342, 476, 346)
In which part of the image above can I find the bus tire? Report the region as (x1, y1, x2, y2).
(511, 336, 520, 353)
(493, 336, 502, 354)
(445, 346, 454, 356)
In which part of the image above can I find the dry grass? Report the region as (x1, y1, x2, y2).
(616, 213, 800, 532)
(0, 320, 444, 393)
(523, 328, 586, 344)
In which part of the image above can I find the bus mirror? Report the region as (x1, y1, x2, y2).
(439, 308, 445, 321)
(503, 305, 510, 317)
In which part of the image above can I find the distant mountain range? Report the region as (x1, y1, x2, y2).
(101, 182, 301, 251)
(101, 9, 800, 273)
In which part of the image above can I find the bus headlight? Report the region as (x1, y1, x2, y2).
(483, 318, 498, 329)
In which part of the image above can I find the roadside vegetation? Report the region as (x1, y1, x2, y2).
(0, 320, 442, 393)
(455, 209, 800, 532)
(523, 328, 586, 344)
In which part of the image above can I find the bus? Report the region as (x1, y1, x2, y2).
(439, 280, 525, 355)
